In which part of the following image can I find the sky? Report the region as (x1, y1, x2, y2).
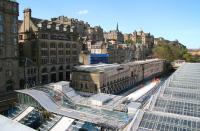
(17, 0, 200, 49)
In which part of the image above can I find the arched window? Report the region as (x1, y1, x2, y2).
(58, 43, 63, 48)
(66, 65, 70, 69)
(67, 25, 70, 32)
(59, 66, 63, 71)
(51, 67, 56, 72)
(66, 43, 70, 48)
(42, 67, 48, 73)
(131, 71, 134, 77)
(50, 42, 56, 48)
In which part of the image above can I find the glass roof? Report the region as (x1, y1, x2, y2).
(138, 112, 200, 131)
(134, 63, 200, 130)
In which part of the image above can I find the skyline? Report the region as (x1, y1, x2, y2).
(18, 0, 200, 49)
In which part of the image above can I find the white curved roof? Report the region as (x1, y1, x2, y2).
(16, 89, 132, 130)
(0, 115, 35, 131)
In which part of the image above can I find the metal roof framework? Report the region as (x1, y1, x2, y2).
(132, 63, 200, 131)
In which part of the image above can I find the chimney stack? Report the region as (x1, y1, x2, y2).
(23, 8, 31, 32)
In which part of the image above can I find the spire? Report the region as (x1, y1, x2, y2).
(116, 22, 119, 32)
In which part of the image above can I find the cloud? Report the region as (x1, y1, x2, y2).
(77, 10, 89, 15)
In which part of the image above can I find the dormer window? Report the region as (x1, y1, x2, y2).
(70, 28, 74, 33)
(47, 24, 51, 29)
(56, 26, 59, 30)
(42, 23, 47, 30)
(63, 27, 67, 31)
(37, 23, 42, 28)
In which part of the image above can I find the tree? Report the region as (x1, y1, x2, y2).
(153, 44, 174, 61)
(182, 53, 192, 61)
(125, 39, 134, 45)
(152, 40, 187, 62)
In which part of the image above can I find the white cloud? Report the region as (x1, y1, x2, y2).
(77, 10, 89, 15)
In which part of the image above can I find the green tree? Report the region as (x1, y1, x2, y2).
(153, 44, 174, 61)
(125, 39, 134, 45)
(152, 40, 187, 62)
(183, 53, 192, 62)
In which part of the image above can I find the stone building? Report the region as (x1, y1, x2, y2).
(18, 9, 81, 85)
(134, 44, 147, 60)
(124, 30, 154, 49)
(104, 23, 124, 44)
(86, 26, 104, 42)
(0, 0, 21, 111)
(50, 16, 90, 37)
(49, 16, 104, 43)
(86, 42, 135, 64)
(107, 43, 135, 63)
(71, 59, 165, 94)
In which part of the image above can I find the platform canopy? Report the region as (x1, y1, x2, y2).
(0, 115, 35, 131)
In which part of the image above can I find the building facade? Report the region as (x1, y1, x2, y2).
(107, 43, 134, 63)
(18, 9, 81, 85)
(71, 59, 165, 94)
(50, 16, 90, 37)
(124, 30, 154, 49)
(0, 0, 21, 111)
(86, 26, 104, 42)
(50, 16, 104, 43)
(87, 42, 135, 64)
(104, 24, 124, 44)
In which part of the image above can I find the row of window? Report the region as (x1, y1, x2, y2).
(0, 13, 17, 23)
(78, 82, 97, 93)
(26, 68, 36, 75)
(0, 34, 17, 45)
(41, 66, 71, 73)
(40, 42, 77, 49)
(41, 57, 78, 64)
(41, 50, 78, 56)
(1, 1, 18, 14)
(0, 21, 17, 34)
(37, 23, 73, 33)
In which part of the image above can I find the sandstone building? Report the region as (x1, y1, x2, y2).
(0, 0, 20, 111)
(71, 59, 165, 94)
(18, 9, 81, 86)
(124, 30, 154, 49)
(104, 23, 124, 44)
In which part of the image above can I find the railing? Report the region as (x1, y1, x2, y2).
(35, 86, 76, 109)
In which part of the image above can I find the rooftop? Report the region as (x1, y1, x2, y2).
(73, 63, 120, 72)
(128, 63, 200, 131)
(73, 59, 163, 72)
(15, 81, 135, 130)
(0, 115, 35, 131)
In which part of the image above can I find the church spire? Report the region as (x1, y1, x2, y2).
(116, 22, 119, 32)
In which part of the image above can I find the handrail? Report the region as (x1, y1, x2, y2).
(35, 86, 76, 109)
